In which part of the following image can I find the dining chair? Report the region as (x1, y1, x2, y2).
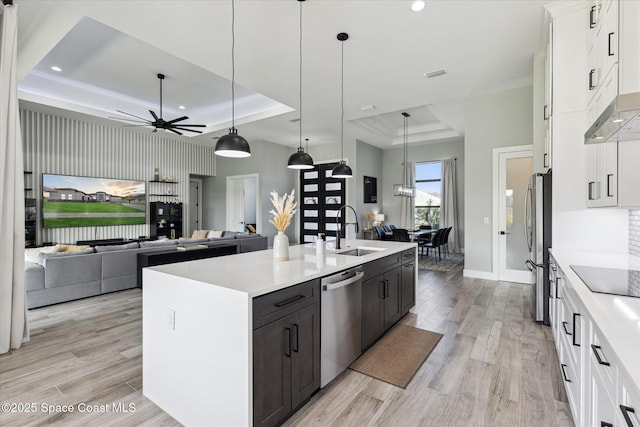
(422, 228, 446, 261)
(391, 228, 410, 242)
(442, 227, 452, 257)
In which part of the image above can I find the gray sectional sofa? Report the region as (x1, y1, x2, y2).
(24, 232, 267, 309)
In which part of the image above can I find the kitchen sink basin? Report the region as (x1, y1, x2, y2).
(337, 247, 386, 256)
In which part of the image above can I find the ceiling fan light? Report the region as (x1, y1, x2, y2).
(215, 128, 251, 158)
(288, 147, 314, 169)
(331, 161, 353, 178)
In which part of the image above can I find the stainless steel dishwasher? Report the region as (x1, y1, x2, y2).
(320, 266, 363, 388)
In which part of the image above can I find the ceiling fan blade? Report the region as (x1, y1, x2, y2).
(166, 116, 189, 124)
(167, 128, 183, 135)
(109, 116, 151, 124)
(115, 110, 152, 122)
(171, 123, 206, 128)
(122, 124, 153, 128)
(172, 127, 203, 134)
(149, 110, 159, 121)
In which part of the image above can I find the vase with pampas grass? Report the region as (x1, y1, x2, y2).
(269, 190, 297, 261)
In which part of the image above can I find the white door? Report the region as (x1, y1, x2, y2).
(494, 146, 534, 283)
(226, 174, 260, 233)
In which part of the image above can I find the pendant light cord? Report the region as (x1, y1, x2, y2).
(340, 38, 344, 161)
(231, 0, 236, 129)
(299, 0, 303, 150)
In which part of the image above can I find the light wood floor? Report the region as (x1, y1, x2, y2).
(0, 258, 573, 426)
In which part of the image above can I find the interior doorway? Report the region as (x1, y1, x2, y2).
(188, 177, 202, 236)
(493, 145, 534, 283)
(226, 174, 259, 233)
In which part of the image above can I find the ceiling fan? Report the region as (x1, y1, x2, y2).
(113, 73, 206, 135)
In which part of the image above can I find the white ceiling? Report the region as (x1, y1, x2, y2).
(15, 0, 555, 150)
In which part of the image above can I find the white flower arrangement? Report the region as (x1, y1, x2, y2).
(269, 190, 297, 232)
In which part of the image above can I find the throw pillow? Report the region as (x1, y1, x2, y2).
(246, 224, 257, 233)
(191, 229, 209, 239)
(94, 242, 140, 252)
(207, 230, 224, 238)
(57, 244, 90, 253)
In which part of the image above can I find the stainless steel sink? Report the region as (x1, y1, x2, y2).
(337, 247, 385, 256)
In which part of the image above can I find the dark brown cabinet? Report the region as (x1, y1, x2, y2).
(253, 280, 320, 427)
(362, 267, 402, 351)
(401, 249, 416, 316)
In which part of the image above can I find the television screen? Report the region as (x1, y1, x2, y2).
(42, 173, 146, 228)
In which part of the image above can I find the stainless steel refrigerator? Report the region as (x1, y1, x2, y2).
(525, 171, 552, 325)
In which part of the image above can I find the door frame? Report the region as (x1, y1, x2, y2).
(492, 144, 534, 283)
(188, 177, 203, 236)
(226, 173, 260, 233)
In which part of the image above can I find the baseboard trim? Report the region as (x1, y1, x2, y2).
(463, 269, 497, 280)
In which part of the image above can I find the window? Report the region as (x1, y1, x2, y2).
(414, 161, 441, 229)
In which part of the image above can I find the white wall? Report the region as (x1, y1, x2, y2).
(464, 86, 533, 273)
(381, 138, 465, 250)
(356, 140, 383, 232)
(201, 139, 296, 246)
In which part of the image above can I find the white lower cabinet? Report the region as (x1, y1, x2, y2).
(551, 258, 639, 427)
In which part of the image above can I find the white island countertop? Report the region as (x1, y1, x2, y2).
(142, 239, 417, 426)
(549, 249, 640, 387)
(146, 238, 416, 297)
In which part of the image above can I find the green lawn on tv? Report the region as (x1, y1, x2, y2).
(43, 200, 145, 228)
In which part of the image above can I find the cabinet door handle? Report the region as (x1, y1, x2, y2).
(292, 324, 299, 353)
(274, 294, 305, 307)
(544, 153, 549, 168)
(588, 181, 595, 200)
(608, 32, 614, 56)
(384, 280, 389, 298)
(284, 327, 291, 357)
(561, 364, 571, 382)
(544, 105, 549, 121)
(591, 344, 610, 366)
(589, 69, 596, 90)
(572, 313, 580, 346)
(620, 405, 635, 427)
(589, 6, 596, 28)
(606, 174, 614, 197)
(555, 278, 560, 299)
(562, 321, 571, 336)
(601, 422, 613, 427)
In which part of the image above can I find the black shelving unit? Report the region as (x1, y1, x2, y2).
(150, 201, 183, 239)
(148, 180, 180, 200)
(24, 171, 37, 247)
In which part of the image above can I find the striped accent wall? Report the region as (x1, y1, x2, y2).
(21, 108, 216, 245)
(630, 210, 640, 257)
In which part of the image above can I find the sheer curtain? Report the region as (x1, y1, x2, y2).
(1, 0, 29, 354)
(399, 161, 415, 229)
(441, 158, 459, 253)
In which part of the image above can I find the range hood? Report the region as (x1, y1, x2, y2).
(584, 92, 640, 144)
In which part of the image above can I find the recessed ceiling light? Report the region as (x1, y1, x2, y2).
(51, 66, 62, 72)
(411, 1, 426, 12)
(593, 136, 605, 140)
(424, 69, 447, 78)
(360, 105, 377, 111)
(611, 118, 624, 123)
(178, 105, 186, 110)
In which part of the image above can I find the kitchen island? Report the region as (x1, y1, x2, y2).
(142, 239, 416, 427)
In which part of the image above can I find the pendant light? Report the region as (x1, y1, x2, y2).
(331, 32, 353, 179)
(215, 0, 251, 158)
(288, 0, 314, 169)
(393, 112, 416, 197)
